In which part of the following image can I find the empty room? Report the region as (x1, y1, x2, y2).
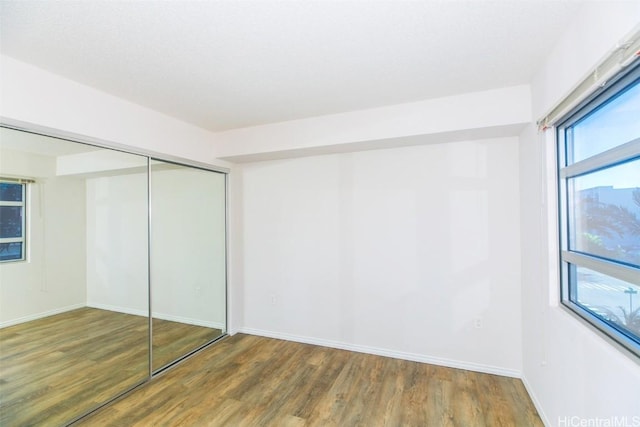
(0, 1, 639, 426)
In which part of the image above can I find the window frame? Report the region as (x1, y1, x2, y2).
(556, 61, 640, 358)
(0, 180, 27, 263)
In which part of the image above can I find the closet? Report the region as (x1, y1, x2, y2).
(0, 125, 227, 425)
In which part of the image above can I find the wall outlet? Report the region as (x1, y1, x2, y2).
(474, 317, 483, 329)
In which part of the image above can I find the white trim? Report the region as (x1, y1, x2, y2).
(560, 137, 640, 179)
(562, 252, 640, 286)
(86, 302, 224, 329)
(0, 303, 85, 328)
(86, 302, 148, 317)
(521, 374, 551, 427)
(0, 237, 23, 243)
(237, 327, 522, 378)
(153, 312, 224, 330)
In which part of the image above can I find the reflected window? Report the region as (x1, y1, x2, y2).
(0, 180, 27, 262)
(557, 63, 640, 357)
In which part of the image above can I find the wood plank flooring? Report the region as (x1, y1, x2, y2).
(78, 334, 543, 427)
(0, 308, 221, 426)
(152, 317, 220, 372)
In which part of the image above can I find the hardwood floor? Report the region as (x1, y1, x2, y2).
(78, 334, 543, 427)
(0, 307, 222, 426)
(152, 317, 220, 371)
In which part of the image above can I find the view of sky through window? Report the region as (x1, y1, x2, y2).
(572, 81, 640, 163)
(559, 70, 640, 354)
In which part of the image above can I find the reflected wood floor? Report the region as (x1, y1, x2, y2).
(0, 307, 220, 426)
(78, 334, 543, 427)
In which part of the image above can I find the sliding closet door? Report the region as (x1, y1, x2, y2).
(0, 127, 150, 425)
(149, 160, 226, 371)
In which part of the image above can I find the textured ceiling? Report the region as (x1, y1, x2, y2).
(0, 0, 583, 132)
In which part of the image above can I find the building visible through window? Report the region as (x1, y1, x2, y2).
(556, 62, 640, 357)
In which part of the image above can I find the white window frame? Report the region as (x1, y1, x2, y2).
(0, 180, 27, 263)
(555, 61, 640, 358)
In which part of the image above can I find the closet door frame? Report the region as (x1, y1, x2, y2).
(148, 158, 228, 374)
(0, 117, 229, 423)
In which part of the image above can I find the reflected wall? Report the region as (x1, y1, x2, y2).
(0, 129, 150, 425)
(150, 161, 226, 371)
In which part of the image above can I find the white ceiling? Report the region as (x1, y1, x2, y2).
(0, 0, 583, 132)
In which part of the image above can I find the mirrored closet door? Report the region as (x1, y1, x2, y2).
(0, 128, 150, 425)
(0, 126, 227, 426)
(150, 160, 226, 371)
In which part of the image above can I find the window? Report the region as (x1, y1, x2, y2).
(0, 180, 27, 262)
(557, 62, 640, 357)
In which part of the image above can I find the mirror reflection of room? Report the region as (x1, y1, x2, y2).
(0, 128, 149, 425)
(150, 160, 226, 371)
(0, 127, 227, 425)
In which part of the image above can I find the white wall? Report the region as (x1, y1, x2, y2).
(240, 137, 522, 375)
(85, 167, 226, 329)
(521, 3, 640, 425)
(85, 172, 149, 317)
(0, 149, 86, 326)
(150, 167, 226, 329)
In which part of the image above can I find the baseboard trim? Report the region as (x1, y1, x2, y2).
(86, 302, 147, 318)
(153, 312, 225, 330)
(86, 302, 224, 329)
(521, 374, 550, 427)
(237, 327, 521, 378)
(0, 303, 85, 328)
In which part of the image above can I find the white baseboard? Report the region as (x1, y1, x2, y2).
(86, 302, 224, 329)
(0, 303, 85, 329)
(86, 302, 147, 317)
(521, 374, 550, 427)
(153, 312, 224, 330)
(237, 327, 522, 378)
